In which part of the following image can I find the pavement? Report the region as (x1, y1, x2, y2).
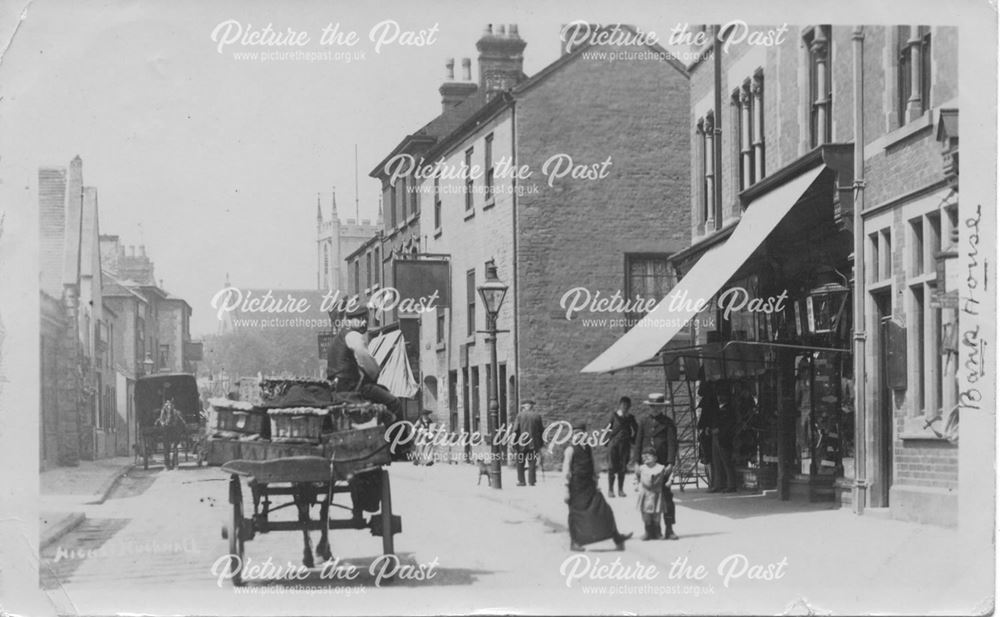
(39, 456, 136, 549)
(31, 455, 994, 616)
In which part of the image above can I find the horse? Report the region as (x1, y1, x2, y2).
(155, 400, 188, 470)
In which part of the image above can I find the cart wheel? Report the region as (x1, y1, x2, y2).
(380, 469, 395, 557)
(226, 475, 246, 586)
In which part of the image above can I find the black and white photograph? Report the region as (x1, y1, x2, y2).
(0, 1, 995, 615)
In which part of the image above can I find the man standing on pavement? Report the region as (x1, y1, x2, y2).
(512, 400, 544, 486)
(698, 382, 739, 493)
(633, 393, 679, 540)
(563, 420, 633, 552)
(604, 396, 637, 497)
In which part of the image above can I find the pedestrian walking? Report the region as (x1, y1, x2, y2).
(563, 420, 633, 552)
(635, 447, 671, 540)
(512, 400, 544, 486)
(633, 393, 679, 540)
(604, 396, 637, 498)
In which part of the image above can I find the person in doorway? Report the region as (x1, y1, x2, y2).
(512, 400, 544, 486)
(413, 410, 436, 466)
(563, 420, 633, 551)
(795, 356, 813, 466)
(604, 396, 637, 497)
(699, 382, 739, 493)
(634, 393, 679, 539)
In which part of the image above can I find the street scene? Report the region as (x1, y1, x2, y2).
(0, 1, 996, 615)
(37, 456, 990, 614)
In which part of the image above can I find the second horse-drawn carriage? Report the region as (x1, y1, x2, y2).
(135, 373, 205, 470)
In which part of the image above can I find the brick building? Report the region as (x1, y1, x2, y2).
(349, 51, 503, 422)
(391, 24, 692, 466)
(584, 25, 964, 526)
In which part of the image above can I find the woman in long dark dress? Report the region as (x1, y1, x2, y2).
(562, 420, 633, 551)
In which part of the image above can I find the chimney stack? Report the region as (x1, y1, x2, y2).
(476, 22, 527, 101)
(439, 56, 478, 113)
(139, 245, 146, 258)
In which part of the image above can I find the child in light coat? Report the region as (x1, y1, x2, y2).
(635, 447, 670, 540)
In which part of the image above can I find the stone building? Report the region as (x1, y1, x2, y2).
(39, 156, 123, 465)
(40, 161, 198, 468)
(317, 190, 381, 293)
(585, 24, 966, 526)
(388, 24, 692, 466)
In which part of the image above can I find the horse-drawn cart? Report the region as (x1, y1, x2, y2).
(135, 373, 204, 470)
(209, 378, 403, 586)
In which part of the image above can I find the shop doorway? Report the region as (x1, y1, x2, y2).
(873, 291, 894, 507)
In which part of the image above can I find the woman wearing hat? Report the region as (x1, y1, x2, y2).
(562, 420, 633, 552)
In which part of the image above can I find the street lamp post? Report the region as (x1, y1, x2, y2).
(477, 259, 508, 490)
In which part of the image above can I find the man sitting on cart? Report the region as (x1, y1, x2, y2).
(326, 306, 403, 426)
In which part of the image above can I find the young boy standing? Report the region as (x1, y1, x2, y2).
(636, 447, 671, 540)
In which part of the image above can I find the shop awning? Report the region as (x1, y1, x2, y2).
(368, 330, 419, 398)
(581, 165, 826, 374)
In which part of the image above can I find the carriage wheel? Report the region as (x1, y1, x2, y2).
(379, 469, 394, 557)
(225, 475, 246, 586)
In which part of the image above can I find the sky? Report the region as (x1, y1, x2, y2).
(1, 0, 702, 336)
(0, 0, 939, 337)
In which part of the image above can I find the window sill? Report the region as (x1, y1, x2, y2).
(436, 341, 446, 352)
(407, 213, 419, 225)
(906, 272, 936, 286)
(483, 198, 495, 210)
(899, 414, 954, 441)
(464, 209, 475, 221)
(433, 228, 442, 239)
(868, 110, 933, 156)
(867, 279, 892, 292)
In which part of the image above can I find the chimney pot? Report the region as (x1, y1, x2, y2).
(497, 24, 506, 36)
(128, 245, 135, 257)
(440, 57, 479, 112)
(445, 57, 455, 81)
(139, 245, 146, 257)
(484, 24, 493, 36)
(509, 24, 519, 37)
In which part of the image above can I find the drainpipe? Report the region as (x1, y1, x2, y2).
(851, 26, 868, 514)
(713, 25, 724, 223)
(508, 93, 520, 409)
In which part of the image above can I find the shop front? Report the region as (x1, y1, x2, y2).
(583, 145, 858, 503)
